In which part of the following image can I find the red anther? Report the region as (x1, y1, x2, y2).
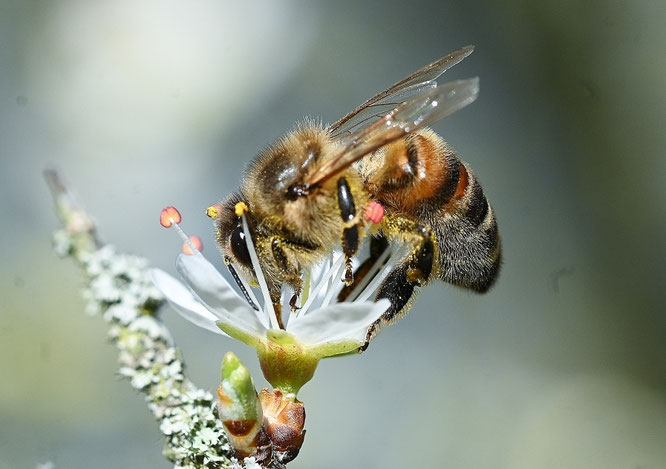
(160, 206, 182, 228)
(182, 235, 203, 255)
(364, 201, 385, 224)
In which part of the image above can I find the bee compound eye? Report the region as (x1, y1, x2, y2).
(230, 224, 252, 267)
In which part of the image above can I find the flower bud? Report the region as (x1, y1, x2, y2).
(217, 352, 271, 464)
(259, 388, 306, 464)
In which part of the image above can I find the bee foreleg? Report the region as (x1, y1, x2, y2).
(337, 177, 361, 285)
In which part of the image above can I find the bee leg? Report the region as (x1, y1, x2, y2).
(360, 224, 435, 351)
(404, 226, 435, 284)
(337, 177, 361, 286)
(289, 294, 301, 311)
(270, 236, 303, 318)
(272, 300, 285, 330)
(263, 279, 286, 330)
(337, 234, 388, 301)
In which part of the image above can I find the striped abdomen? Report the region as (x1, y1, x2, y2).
(359, 127, 501, 292)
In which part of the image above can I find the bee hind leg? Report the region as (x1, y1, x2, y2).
(360, 223, 435, 351)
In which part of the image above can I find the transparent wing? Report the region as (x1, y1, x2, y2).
(328, 45, 474, 139)
(306, 77, 479, 188)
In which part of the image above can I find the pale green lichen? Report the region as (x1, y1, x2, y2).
(80, 248, 233, 467)
(46, 171, 240, 468)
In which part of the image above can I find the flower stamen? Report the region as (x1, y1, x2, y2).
(354, 245, 409, 303)
(346, 247, 393, 302)
(182, 235, 203, 255)
(299, 254, 345, 315)
(319, 258, 347, 309)
(159, 206, 181, 227)
(160, 207, 203, 255)
(238, 207, 279, 330)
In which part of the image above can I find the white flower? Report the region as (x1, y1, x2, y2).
(103, 302, 138, 324)
(131, 370, 155, 390)
(151, 252, 390, 350)
(197, 427, 220, 445)
(151, 211, 403, 395)
(160, 414, 190, 436)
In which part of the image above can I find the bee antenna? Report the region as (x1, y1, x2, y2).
(223, 255, 260, 311)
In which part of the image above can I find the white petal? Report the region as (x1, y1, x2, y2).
(287, 299, 390, 346)
(175, 253, 268, 337)
(150, 268, 227, 335)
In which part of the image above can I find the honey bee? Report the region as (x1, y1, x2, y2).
(215, 46, 500, 344)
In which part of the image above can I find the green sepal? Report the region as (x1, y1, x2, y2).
(309, 339, 362, 359)
(216, 321, 263, 349)
(266, 328, 300, 346)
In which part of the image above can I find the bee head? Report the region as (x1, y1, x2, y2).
(214, 193, 255, 277)
(245, 124, 328, 207)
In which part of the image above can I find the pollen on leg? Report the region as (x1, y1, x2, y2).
(182, 235, 203, 255)
(160, 206, 182, 228)
(364, 201, 384, 225)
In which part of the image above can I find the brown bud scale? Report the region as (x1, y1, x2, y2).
(259, 389, 306, 463)
(223, 419, 258, 437)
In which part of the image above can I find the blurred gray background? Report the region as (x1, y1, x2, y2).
(1, 0, 665, 468)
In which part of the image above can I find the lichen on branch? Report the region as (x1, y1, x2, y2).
(45, 170, 242, 469)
